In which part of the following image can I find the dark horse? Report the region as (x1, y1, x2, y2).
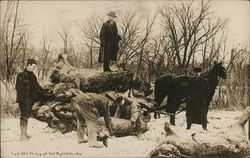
(153, 61, 227, 129)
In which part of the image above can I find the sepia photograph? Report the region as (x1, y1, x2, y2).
(0, 0, 250, 157)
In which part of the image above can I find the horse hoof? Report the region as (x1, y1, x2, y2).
(203, 127, 208, 131)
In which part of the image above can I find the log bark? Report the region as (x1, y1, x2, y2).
(50, 57, 152, 96)
(97, 117, 149, 137)
(149, 107, 250, 158)
(50, 70, 151, 96)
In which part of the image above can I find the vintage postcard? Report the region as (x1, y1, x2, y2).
(1, 0, 249, 158)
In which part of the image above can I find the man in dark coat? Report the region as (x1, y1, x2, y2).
(99, 11, 121, 72)
(16, 59, 53, 141)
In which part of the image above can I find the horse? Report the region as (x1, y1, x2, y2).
(153, 61, 227, 129)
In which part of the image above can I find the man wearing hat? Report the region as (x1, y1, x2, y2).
(16, 59, 53, 141)
(99, 11, 121, 72)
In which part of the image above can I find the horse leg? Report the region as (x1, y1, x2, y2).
(170, 114, 176, 126)
(153, 103, 161, 119)
(186, 103, 192, 130)
(154, 112, 158, 119)
(154, 112, 161, 119)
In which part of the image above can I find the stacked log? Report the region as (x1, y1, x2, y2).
(50, 69, 152, 96)
(31, 56, 152, 136)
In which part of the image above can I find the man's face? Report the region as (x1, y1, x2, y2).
(108, 15, 115, 21)
(27, 63, 37, 72)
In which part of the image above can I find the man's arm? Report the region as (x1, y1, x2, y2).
(31, 74, 54, 101)
(102, 103, 113, 136)
(130, 100, 140, 123)
(15, 73, 22, 92)
(33, 74, 45, 94)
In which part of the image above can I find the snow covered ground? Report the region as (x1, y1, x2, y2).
(1, 110, 249, 158)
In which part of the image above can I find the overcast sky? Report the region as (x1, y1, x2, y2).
(1, 0, 249, 51)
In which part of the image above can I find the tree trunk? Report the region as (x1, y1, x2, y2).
(50, 56, 152, 96)
(149, 107, 250, 158)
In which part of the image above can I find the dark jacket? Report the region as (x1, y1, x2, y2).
(16, 69, 45, 105)
(98, 20, 121, 63)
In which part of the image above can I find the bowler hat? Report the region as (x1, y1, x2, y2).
(107, 11, 117, 18)
(27, 59, 37, 65)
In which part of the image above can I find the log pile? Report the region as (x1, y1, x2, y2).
(149, 107, 250, 158)
(31, 56, 152, 136)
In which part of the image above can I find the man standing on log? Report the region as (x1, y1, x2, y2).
(70, 89, 113, 148)
(99, 11, 121, 72)
(16, 59, 53, 141)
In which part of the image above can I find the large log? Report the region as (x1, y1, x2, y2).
(97, 117, 149, 137)
(149, 107, 250, 158)
(49, 56, 152, 96)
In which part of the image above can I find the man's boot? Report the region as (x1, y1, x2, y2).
(20, 120, 29, 141)
(87, 120, 103, 148)
(24, 120, 31, 138)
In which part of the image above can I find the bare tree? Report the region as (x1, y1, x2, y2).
(58, 25, 73, 55)
(116, 13, 157, 80)
(38, 35, 53, 82)
(159, 0, 226, 74)
(199, 30, 228, 72)
(145, 32, 173, 80)
(79, 15, 104, 67)
(19, 30, 31, 70)
(58, 24, 81, 67)
(116, 12, 141, 70)
(0, 0, 30, 86)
